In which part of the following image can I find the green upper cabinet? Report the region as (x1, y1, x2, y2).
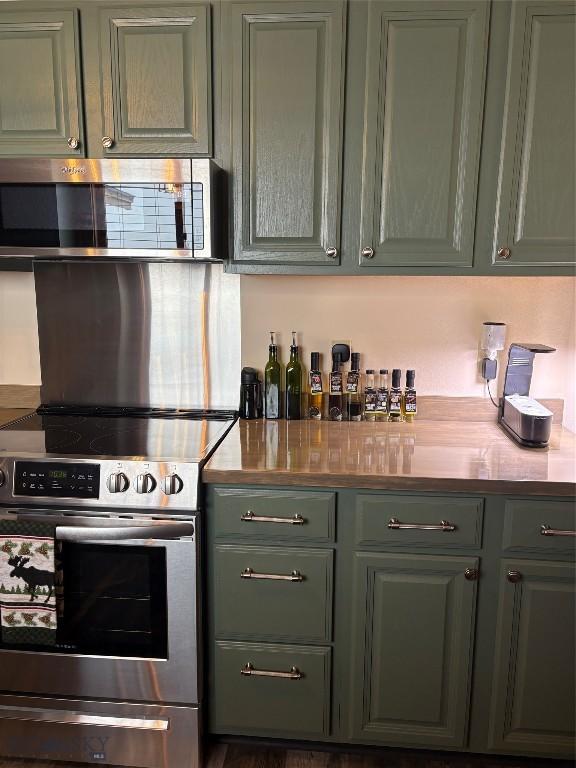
(491, 1, 575, 268)
(358, 0, 489, 268)
(489, 559, 575, 757)
(350, 552, 478, 748)
(97, 4, 211, 155)
(0, 9, 84, 157)
(225, 0, 346, 265)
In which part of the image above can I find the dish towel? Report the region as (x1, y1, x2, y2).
(0, 520, 57, 646)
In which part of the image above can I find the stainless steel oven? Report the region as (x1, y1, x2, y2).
(0, 158, 222, 262)
(0, 508, 201, 768)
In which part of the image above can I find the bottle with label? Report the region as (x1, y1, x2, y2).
(308, 351, 324, 420)
(328, 354, 344, 421)
(264, 331, 281, 419)
(346, 352, 363, 422)
(363, 369, 377, 421)
(285, 331, 302, 420)
(403, 369, 417, 422)
(388, 369, 403, 422)
(375, 368, 389, 421)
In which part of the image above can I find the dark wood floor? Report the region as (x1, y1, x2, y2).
(0, 743, 572, 768)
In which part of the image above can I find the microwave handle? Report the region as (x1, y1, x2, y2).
(56, 523, 194, 543)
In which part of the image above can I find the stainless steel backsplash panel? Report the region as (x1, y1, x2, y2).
(34, 261, 240, 410)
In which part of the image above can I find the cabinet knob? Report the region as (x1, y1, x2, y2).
(497, 247, 511, 260)
(507, 570, 522, 583)
(464, 568, 478, 581)
(325, 246, 338, 259)
(102, 136, 114, 149)
(361, 246, 375, 259)
(67, 136, 80, 150)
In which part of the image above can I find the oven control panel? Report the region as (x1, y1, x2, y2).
(13, 461, 100, 499)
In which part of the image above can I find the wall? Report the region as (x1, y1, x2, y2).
(0, 271, 39, 385)
(241, 276, 576, 431)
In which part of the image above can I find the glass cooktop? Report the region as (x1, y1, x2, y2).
(0, 411, 236, 462)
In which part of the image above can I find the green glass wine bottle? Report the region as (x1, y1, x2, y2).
(285, 331, 302, 420)
(264, 331, 281, 419)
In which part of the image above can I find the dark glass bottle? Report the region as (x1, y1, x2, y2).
(285, 331, 302, 420)
(264, 331, 281, 419)
(403, 369, 417, 422)
(388, 368, 403, 421)
(328, 353, 344, 421)
(239, 367, 262, 420)
(308, 351, 324, 420)
(346, 352, 362, 421)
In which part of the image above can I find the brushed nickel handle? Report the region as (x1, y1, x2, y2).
(241, 663, 302, 680)
(361, 246, 375, 259)
(388, 517, 457, 532)
(464, 568, 478, 581)
(540, 525, 576, 537)
(325, 246, 338, 259)
(497, 247, 511, 260)
(102, 136, 114, 149)
(241, 511, 305, 525)
(241, 567, 304, 582)
(67, 136, 79, 150)
(507, 570, 522, 583)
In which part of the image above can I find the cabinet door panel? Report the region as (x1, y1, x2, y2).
(493, 2, 575, 266)
(0, 10, 83, 157)
(489, 559, 575, 757)
(229, 1, 345, 264)
(351, 552, 477, 747)
(359, 1, 489, 267)
(99, 5, 211, 155)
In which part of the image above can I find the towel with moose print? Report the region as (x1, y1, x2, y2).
(0, 520, 56, 646)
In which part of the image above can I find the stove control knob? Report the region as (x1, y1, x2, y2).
(162, 473, 183, 495)
(0, 469, 5, 488)
(135, 472, 157, 494)
(107, 472, 129, 494)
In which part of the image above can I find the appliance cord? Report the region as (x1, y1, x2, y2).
(486, 381, 499, 409)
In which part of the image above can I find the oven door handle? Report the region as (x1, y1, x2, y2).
(55, 523, 194, 543)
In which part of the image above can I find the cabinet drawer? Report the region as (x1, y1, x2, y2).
(503, 499, 576, 556)
(212, 488, 335, 542)
(212, 641, 331, 737)
(214, 545, 333, 642)
(355, 494, 483, 548)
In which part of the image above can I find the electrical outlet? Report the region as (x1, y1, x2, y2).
(331, 339, 351, 363)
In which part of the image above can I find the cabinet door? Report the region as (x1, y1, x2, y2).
(0, 10, 83, 157)
(358, 1, 489, 268)
(351, 552, 478, 747)
(228, 1, 345, 265)
(98, 5, 211, 156)
(489, 559, 575, 757)
(492, 2, 575, 267)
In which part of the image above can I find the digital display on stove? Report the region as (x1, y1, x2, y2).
(13, 461, 100, 499)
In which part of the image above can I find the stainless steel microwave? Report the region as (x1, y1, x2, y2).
(0, 158, 222, 262)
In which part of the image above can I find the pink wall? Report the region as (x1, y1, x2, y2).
(241, 275, 576, 430)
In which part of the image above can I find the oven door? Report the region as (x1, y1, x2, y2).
(0, 512, 199, 705)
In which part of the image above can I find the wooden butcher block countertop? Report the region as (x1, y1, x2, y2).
(203, 417, 576, 497)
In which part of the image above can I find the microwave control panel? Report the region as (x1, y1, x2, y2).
(13, 461, 100, 499)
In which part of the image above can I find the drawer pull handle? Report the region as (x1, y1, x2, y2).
(540, 525, 576, 537)
(388, 517, 457, 532)
(241, 663, 303, 680)
(241, 567, 304, 582)
(241, 511, 305, 525)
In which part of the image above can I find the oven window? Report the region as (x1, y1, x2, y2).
(58, 543, 168, 658)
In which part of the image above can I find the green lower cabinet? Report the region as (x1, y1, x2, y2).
(350, 552, 478, 748)
(488, 559, 576, 758)
(211, 641, 332, 738)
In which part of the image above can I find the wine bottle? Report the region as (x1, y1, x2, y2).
(388, 368, 403, 422)
(328, 353, 344, 421)
(285, 331, 302, 420)
(264, 331, 281, 419)
(308, 351, 324, 420)
(346, 352, 362, 421)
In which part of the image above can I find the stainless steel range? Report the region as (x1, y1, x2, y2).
(0, 259, 240, 767)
